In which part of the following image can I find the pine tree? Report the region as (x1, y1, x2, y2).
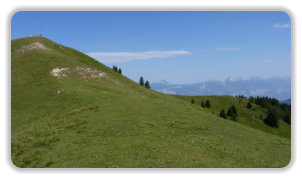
(201, 101, 205, 107)
(118, 68, 122, 74)
(247, 102, 252, 109)
(227, 105, 238, 122)
(144, 80, 151, 89)
(231, 105, 237, 116)
(219, 109, 227, 119)
(191, 99, 195, 104)
(227, 107, 232, 116)
(264, 108, 279, 127)
(205, 99, 211, 108)
(139, 77, 144, 86)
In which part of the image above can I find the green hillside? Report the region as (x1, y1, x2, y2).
(174, 95, 291, 138)
(11, 36, 291, 168)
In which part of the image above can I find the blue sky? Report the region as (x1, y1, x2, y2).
(11, 11, 291, 84)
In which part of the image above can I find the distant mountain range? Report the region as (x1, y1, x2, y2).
(151, 76, 291, 100)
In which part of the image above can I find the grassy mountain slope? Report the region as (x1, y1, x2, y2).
(11, 36, 290, 168)
(174, 95, 291, 138)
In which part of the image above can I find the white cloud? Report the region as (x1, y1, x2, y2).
(272, 23, 290, 28)
(87, 50, 191, 63)
(214, 48, 239, 51)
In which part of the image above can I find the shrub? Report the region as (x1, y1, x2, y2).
(201, 101, 205, 107)
(118, 68, 122, 74)
(191, 99, 195, 104)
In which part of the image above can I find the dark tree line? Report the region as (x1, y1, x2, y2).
(249, 96, 291, 126)
(235, 94, 246, 98)
(217, 95, 290, 128)
(248, 96, 279, 108)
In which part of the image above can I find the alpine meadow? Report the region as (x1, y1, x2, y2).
(11, 36, 291, 168)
